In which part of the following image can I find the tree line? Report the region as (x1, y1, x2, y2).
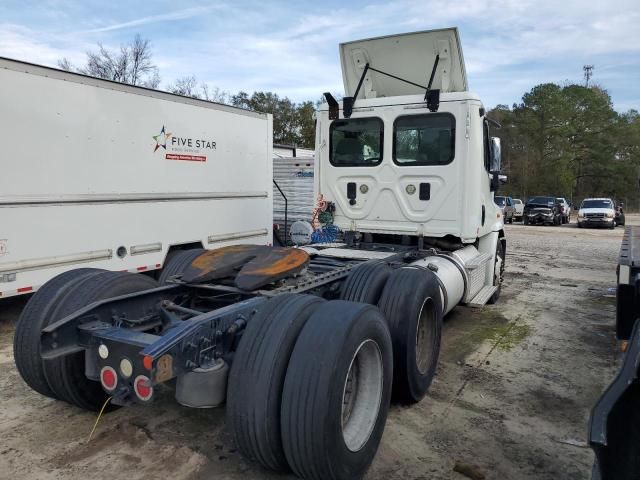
(61, 35, 639, 207)
(488, 84, 640, 209)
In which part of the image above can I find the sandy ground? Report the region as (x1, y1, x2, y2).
(0, 217, 631, 480)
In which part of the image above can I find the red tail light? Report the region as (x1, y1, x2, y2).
(134, 375, 153, 401)
(100, 366, 118, 392)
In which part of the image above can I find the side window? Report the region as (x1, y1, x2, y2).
(329, 117, 383, 167)
(393, 114, 455, 166)
(483, 119, 491, 172)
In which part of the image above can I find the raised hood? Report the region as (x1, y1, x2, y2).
(340, 28, 468, 99)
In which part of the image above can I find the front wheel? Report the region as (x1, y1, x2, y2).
(487, 239, 505, 304)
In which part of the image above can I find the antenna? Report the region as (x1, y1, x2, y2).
(583, 65, 594, 87)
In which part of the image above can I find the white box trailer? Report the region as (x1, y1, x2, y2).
(0, 57, 273, 298)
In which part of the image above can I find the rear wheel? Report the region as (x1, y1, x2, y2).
(281, 301, 392, 480)
(158, 248, 206, 284)
(340, 262, 392, 304)
(13, 268, 103, 399)
(43, 271, 158, 411)
(227, 294, 325, 472)
(377, 268, 443, 404)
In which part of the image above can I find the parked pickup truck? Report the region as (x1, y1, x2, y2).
(495, 196, 515, 224)
(523, 196, 563, 226)
(556, 197, 571, 224)
(577, 198, 616, 229)
(513, 198, 524, 222)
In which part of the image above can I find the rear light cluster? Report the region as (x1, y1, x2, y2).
(98, 343, 153, 401)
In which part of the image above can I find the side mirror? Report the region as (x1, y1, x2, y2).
(490, 137, 502, 173)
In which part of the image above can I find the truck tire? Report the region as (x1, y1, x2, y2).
(227, 294, 325, 472)
(340, 262, 392, 304)
(281, 301, 392, 480)
(13, 268, 104, 399)
(158, 248, 205, 284)
(43, 271, 158, 411)
(487, 240, 505, 304)
(377, 268, 442, 404)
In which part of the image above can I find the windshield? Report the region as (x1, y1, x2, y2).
(495, 196, 506, 207)
(330, 118, 383, 167)
(527, 196, 555, 206)
(393, 114, 455, 166)
(581, 199, 613, 209)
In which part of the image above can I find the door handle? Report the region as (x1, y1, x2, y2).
(347, 182, 357, 205)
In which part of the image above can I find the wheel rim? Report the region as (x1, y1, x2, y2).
(341, 339, 383, 452)
(415, 299, 436, 375)
(494, 250, 503, 287)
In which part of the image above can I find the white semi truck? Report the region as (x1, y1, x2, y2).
(0, 57, 273, 298)
(13, 28, 506, 480)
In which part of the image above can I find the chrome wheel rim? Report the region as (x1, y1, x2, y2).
(415, 299, 436, 375)
(341, 339, 383, 452)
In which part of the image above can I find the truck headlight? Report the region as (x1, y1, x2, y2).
(578, 213, 584, 218)
(607, 212, 614, 218)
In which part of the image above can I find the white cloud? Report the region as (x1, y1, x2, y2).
(0, 24, 87, 66)
(0, 0, 638, 110)
(82, 5, 225, 33)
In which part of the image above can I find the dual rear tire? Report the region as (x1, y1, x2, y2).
(13, 269, 158, 411)
(228, 264, 444, 479)
(228, 296, 393, 480)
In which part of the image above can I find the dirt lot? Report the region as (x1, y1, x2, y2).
(0, 218, 631, 480)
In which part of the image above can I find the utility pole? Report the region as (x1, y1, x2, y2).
(583, 65, 594, 87)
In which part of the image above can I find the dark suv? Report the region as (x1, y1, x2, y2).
(523, 196, 563, 226)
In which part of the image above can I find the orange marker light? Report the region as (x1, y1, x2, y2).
(143, 355, 153, 371)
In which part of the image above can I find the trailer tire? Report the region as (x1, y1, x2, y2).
(13, 268, 104, 399)
(340, 262, 392, 304)
(158, 248, 206, 284)
(377, 268, 442, 404)
(227, 294, 325, 472)
(281, 301, 392, 480)
(43, 271, 158, 411)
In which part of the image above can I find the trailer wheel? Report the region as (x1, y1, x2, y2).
(43, 271, 158, 411)
(227, 294, 325, 472)
(158, 248, 205, 284)
(13, 268, 104, 399)
(281, 301, 392, 480)
(377, 268, 442, 404)
(340, 262, 392, 304)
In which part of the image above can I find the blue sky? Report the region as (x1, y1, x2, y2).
(1, 0, 638, 111)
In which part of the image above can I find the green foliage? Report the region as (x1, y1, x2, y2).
(489, 84, 640, 208)
(231, 91, 315, 148)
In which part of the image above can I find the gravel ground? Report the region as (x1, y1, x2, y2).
(0, 217, 632, 480)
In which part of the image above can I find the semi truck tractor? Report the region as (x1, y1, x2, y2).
(0, 57, 273, 299)
(13, 28, 506, 480)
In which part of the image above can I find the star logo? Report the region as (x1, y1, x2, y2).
(153, 125, 172, 152)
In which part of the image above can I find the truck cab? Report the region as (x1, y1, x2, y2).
(315, 28, 503, 247)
